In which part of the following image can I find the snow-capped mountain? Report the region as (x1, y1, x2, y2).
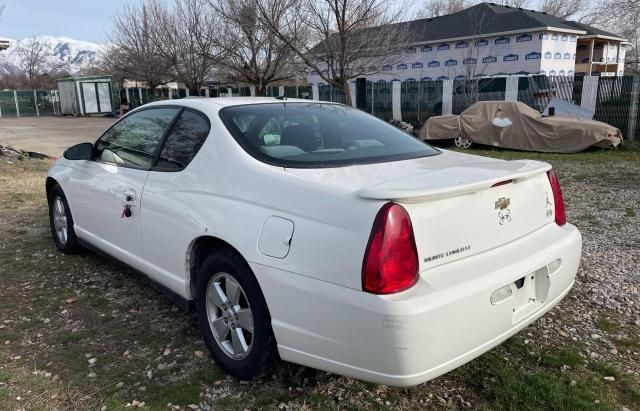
(0, 35, 104, 73)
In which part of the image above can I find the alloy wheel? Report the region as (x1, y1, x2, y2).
(454, 136, 473, 149)
(205, 272, 254, 360)
(52, 196, 68, 245)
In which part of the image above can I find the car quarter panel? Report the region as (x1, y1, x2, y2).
(139, 108, 384, 298)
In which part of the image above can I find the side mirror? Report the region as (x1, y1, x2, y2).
(63, 143, 93, 160)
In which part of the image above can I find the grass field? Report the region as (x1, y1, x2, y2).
(0, 146, 638, 410)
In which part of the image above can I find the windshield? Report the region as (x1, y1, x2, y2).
(219, 103, 439, 168)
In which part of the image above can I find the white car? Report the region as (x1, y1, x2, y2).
(46, 98, 582, 387)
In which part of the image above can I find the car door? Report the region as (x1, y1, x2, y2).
(138, 108, 211, 295)
(65, 107, 181, 272)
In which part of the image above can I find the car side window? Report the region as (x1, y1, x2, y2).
(95, 108, 179, 168)
(154, 109, 210, 171)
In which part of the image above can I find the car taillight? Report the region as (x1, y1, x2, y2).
(362, 202, 419, 294)
(547, 169, 566, 226)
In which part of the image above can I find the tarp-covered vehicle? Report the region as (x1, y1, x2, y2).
(419, 101, 623, 153)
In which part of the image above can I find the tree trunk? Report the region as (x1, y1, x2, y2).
(341, 80, 352, 106)
(256, 84, 267, 96)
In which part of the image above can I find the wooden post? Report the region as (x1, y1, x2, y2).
(392, 80, 402, 121)
(14, 90, 19, 117)
(616, 44, 621, 76)
(587, 39, 595, 75)
(627, 76, 640, 142)
(33, 90, 39, 116)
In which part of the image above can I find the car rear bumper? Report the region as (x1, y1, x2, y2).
(252, 223, 582, 386)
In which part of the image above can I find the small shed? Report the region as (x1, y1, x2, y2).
(57, 76, 114, 115)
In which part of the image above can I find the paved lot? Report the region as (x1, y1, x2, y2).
(0, 116, 115, 158)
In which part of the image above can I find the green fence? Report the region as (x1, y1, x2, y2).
(0, 90, 60, 117)
(594, 76, 640, 140)
(111, 76, 640, 142)
(402, 80, 443, 125)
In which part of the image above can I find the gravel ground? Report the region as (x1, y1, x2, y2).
(0, 149, 638, 410)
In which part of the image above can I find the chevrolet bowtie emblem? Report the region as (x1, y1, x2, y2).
(495, 197, 511, 210)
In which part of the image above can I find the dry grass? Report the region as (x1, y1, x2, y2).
(0, 153, 638, 410)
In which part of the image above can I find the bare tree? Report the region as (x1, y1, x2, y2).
(211, 0, 295, 95)
(151, 0, 222, 94)
(256, 0, 408, 105)
(599, 0, 640, 72)
(108, 1, 174, 95)
(501, 0, 531, 7)
(443, 10, 496, 111)
(0, 38, 69, 89)
(539, 0, 601, 23)
(415, 0, 469, 18)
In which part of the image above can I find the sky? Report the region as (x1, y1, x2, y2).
(0, 0, 476, 44)
(0, 0, 130, 43)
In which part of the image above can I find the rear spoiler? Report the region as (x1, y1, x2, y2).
(358, 160, 551, 203)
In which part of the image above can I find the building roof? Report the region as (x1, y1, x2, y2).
(310, 3, 626, 54)
(401, 3, 625, 44)
(560, 20, 626, 41)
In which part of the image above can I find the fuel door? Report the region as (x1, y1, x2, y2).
(258, 216, 294, 259)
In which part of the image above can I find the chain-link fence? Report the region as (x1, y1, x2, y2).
(0, 90, 60, 117)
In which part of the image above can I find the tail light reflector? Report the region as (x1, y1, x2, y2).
(362, 203, 419, 294)
(547, 169, 566, 226)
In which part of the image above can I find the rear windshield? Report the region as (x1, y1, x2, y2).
(219, 102, 439, 168)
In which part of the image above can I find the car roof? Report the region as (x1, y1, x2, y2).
(143, 97, 337, 110)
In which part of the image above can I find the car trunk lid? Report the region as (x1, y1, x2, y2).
(357, 160, 555, 271)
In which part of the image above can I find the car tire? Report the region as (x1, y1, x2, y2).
(196, 248, 277, 380)
(48, 185, 80, 254)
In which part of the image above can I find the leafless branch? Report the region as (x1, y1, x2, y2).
(209, 0, 297, 94)
(0, 38, 70, 89)
(256, 0, 409, 104)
